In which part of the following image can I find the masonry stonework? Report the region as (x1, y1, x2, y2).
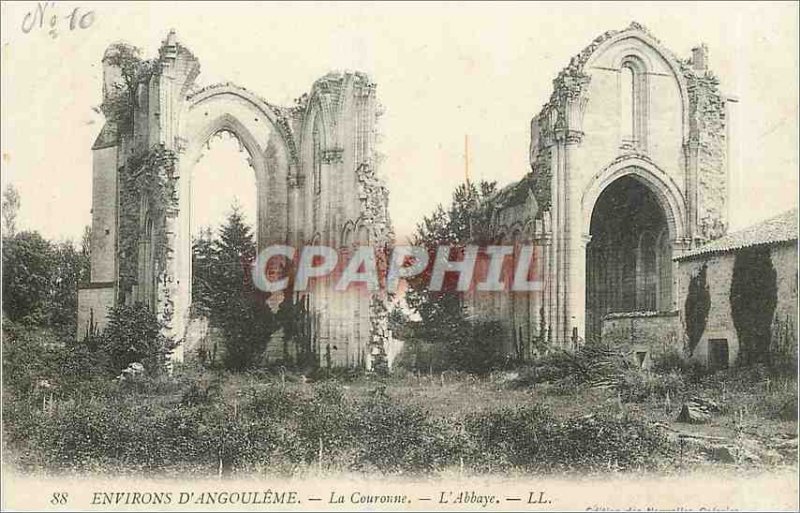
(676, 235, 798, 368)
(468, 22, 735, 353)
(77, 31, 393, 369)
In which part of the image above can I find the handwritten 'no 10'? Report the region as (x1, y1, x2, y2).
(21, 2, 94, 38)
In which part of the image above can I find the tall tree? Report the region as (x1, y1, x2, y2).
(2, 184, 20, 237)
(403, 180, 506, 373)
(406, 180, 497, 339)
(191, 226, 216, 316)
(190, 206, 276, 370)
(1, 230, 89, 337)
(2, 231, 53, 324)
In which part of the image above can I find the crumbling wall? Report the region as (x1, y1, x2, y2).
(684, 53, 728, 241)
(356, 162, 394, 371)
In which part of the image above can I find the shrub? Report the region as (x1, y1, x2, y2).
(101, 303, 174, 374)
(350, 397, 458, 472)
(1, 320, 62, 394)
(443, 320, 507, 375)
(464, 405, 556, 470)
(464, 406, 669, 472)
(650, 347, 707, 383)
(617, 368, 685, 403)
(5, 377, 673, 476)
(685, 264, 711, 355)
(730, 247, 777, 366)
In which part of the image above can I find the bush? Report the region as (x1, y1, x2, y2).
(349, 397, 459, 472)
(617, 368, 685, 403)
(101, 303, 174, 374)
(464, 406, 670, 472)
(651, 347, 707, 383)
(5, 378, 673, 476)
(443, 320, 506, 375)
(1, 320, 62, 394)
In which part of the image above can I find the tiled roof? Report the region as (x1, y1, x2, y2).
(676, 208, 798, 260)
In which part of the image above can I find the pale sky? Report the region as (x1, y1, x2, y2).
(2, 1, 798, 244)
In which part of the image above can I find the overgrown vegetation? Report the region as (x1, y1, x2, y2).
(101, 303, 175, 373)
(684, 263, 710, 356)
(3, 368, 672, 476)
(403, 180, 513, 374)
(2, 185, 90, 339)
(191, 207, 279, 370)
(731, 247, 778, 366)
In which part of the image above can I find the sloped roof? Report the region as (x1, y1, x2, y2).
(676, 208, 798, 260)
(486, 173, 536, 210)
(92, 122, 118, 150)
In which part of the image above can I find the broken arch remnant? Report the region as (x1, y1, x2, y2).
(252, 244, 543, 293)
(78, 30, 393, 369)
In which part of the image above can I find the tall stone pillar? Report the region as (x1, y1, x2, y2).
(553, 70, 590, 347)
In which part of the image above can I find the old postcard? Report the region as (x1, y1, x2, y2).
(1, 1, 798, 511)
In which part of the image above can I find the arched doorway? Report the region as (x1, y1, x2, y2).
(585, 174, 673, 340)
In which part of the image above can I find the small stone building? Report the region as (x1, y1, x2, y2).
(674, 209, 798, 369)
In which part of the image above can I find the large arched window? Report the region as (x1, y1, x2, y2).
(656, 228, 672, 309)
(637, 231, 658, 311)
(620, 57, 648, 150)
(621, 66, 635, 142)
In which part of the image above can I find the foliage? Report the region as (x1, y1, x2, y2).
(2, 230, 89, 336)
(100, 43, 155, 134)
(191, 207, 277, 370)
(405, 180, 506, 372)
(465, 405, 669, 472)
(443, 320, 506, 374)
(650, 346, 707, 383)
(617, 368, 685, 403)
(406, 180, 497, 336)
(387, 304, 412, 340)
(730, 247, 777, 366)
(4, 378, 671, 476)
(2, 231, 54, 324)
(395, 319, 506, 375)
(2, 183, 20, 236)
(1, 320, 62, 394)
(117, 147, 178, 301)
(101, 302, 174, 374)
(684, 263, 710, 355)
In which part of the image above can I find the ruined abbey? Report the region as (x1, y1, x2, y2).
(77, 31, 393, 369)
(79, 24, 792, 371)
(467, 22, 735, 357)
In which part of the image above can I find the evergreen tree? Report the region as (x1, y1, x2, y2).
(191, 226, 216, 316)
(190, 205, 276, 370)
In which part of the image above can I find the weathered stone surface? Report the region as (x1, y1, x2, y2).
(677, 397, 721, 424)
(117, 362, 145, 381)
(467, 22, 732, 353)
(78, 32, 393, 370)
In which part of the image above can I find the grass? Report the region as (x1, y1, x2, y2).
(3, 355, 796, 478)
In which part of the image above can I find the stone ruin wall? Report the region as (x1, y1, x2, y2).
(79, 33, 393, 370)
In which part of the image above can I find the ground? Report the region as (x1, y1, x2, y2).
(3, 335, 797, 478)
